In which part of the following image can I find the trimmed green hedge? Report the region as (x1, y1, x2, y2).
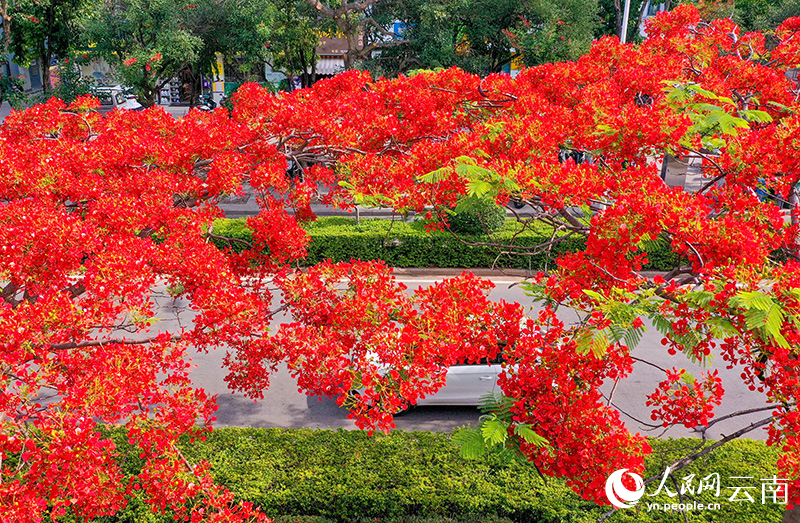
(210, 217, 681, 271)
(101, 429, 783, 523)
(448, 201, 508, 235)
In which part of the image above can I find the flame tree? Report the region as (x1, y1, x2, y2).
(2, 5, 800, 521)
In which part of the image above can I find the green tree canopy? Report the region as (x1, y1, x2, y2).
(82, 0, 204, 106)
(265, 0, 320, 88)
(82, 0, 275, 107)
(751, 0, 800, 31)
(185, 0, 276, 83)
(596, 0, 651, 41)
(506, 0, 600, 66)
(10, 0, 86, 92)
(369, 0, 600, 77)
(667, 0, 799, 32)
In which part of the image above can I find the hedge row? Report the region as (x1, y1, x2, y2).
(98, 428, 783, 523)
(210, 217, 682, 271)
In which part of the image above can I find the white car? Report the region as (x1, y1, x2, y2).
(95, 85, 143, 113)
(353, 322, 524, 413)
(413, 357, 503, 407)
(354, 352, 507, 414)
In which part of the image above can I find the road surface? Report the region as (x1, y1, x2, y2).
(149, 273, 772, 440)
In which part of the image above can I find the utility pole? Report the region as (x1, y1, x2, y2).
(621, 0, 632, 44)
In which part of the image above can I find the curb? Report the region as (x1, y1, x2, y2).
(387, 268, 669, 279)
(389, 267, 533, 278)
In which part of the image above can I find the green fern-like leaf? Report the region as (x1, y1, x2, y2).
(590, 330, 609, 358)
(481, 416, 509, 447)
(707, 317, 739, 339)
(623, 325, 644, 350)
(515, 424, 550, 448)
(419, 166, 452, 183)
(452, 429, 487, 460)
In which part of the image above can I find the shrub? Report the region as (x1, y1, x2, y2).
(45, 61, 96, 105)
(209, 217, 681, 272)
(446, 200, 508, 235)
(98, 428, 784, 522)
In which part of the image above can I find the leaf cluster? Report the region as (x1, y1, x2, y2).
(94, 427, 784, 523)
(367, 0, 600, 76)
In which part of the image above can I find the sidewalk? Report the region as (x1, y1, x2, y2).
(0, 100, 12, 121)
(0, 99, 190, 121)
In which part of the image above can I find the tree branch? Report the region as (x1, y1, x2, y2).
(50, 335, 181, 351)
(651, 416, 775, 483)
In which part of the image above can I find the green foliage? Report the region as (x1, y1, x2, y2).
(10, 0, 86, 92)
(595, 0, 648, 41)
(447, 199, 508, 235)
(82, 0, 204, 106)
(420, 155, 521, 234)
(576, 288, 655, 356)
(185, 0, 276, 85)
(209, 216, 682, 271)
(368, 0, 600, 76)
(644, 236, 685, 271)
(635, 437, 785, 523)
(209, 216, 254, 247)
(82, 0, 274, 105)
(266, 0, 319, 85)
(0, 74, 28, 109)
(454, 393, 551, 462)
(173, 428, 590, 522)
(45, 60, 95, 104)
(663, 82, 772, 152)
(98, 427, 783, 523)
(724, 0, 800, 31)
(506, 0, 600, 66)
(274, 518, 515, 523)
(728, 290, 791, 349)
(752, 0, 800, 31)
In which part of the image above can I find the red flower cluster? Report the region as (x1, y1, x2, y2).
(647, 368, 725, 428)
(3, 4, 800, 518)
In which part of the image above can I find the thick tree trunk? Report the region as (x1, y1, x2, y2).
(141, 90, 157, 108)
(343, 30, 358, 70)
(0, 0, 11, 59)
(783, 505, 800, 523)
(37, 40, 51, 95)
(42, 3, 56, 93)
(178, 68, 199, 108)
(635, 1, 648, 36)
(42, 49, 53, 93)
(139, 79, 158, 108)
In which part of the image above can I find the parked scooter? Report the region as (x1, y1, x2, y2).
(197, 94, 217, 111)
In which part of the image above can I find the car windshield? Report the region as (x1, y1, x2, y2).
(96, 91, 115, 106)
(96, 89, 126, 106)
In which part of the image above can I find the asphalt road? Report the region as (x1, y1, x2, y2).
(151, 274, 771, 440)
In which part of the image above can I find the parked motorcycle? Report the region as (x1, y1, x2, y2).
(197, 94, 217, 111)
